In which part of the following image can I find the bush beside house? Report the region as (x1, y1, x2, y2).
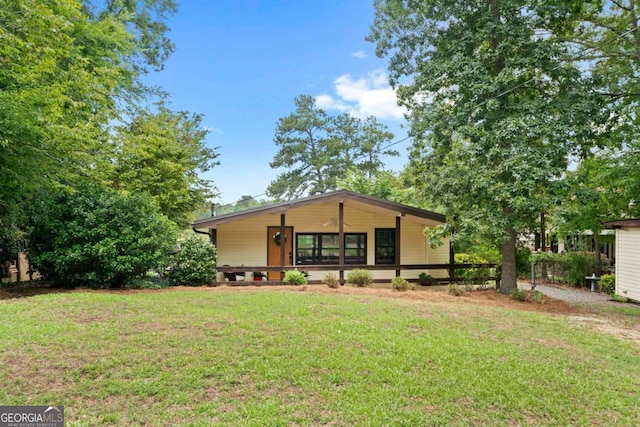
(28, 189, 177, 288)
(169, 236, 217, 286)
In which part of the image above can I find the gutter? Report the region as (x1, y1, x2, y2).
(192, 227, 210, 236)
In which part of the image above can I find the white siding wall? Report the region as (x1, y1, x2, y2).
(616, 228, 640, 302)
(216, 200, 449, 282)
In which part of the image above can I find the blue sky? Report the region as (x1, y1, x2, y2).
(143, 0, 410, 204)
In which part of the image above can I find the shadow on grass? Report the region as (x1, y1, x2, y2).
(0, 281, 76, 300)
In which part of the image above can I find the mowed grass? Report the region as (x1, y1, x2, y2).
(0, 289, 638, 426)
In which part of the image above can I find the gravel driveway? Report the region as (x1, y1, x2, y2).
(517, 281, 616, 306)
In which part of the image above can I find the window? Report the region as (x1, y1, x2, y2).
(345, 234, 366, 264)
(375, 228, 396, 264)
(296, 233, 366, 265)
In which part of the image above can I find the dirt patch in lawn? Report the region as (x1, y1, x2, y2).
(568, 315, 640, 346)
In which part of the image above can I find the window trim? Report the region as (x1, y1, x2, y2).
(375, 228, 396, 265)
(295, 232, 367, 265)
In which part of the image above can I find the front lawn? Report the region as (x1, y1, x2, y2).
(0, 288, 638, 426)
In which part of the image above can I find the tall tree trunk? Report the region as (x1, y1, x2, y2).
(500, 226, 518, 294)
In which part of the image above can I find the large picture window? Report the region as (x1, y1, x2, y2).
(296, 233, 366, 265)
(375, 228, 396, 264)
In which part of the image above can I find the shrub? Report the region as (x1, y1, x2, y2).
(323, 272, 339, 288)
(284, 270, 307, 285)
(530, 290, 546, 304)
(470, 244, 501, 264)
(391, 276, 414, 291)
(418, 272, 435, 286)
(27, 188, 177, 288)
(126, 276, 170, 290)
(169, 236, 217, 286)
(455, 253, 491, 284)
(529, 251, 555, 264)
(510, 288, 546, 304)
(346, 269, 373, 287)
(530, 251, 595, 287)
(599, 274, 616, 295)
(557, 252, 594, 286)
(510, 288, 529, 301)
(449, 284, 466, 296)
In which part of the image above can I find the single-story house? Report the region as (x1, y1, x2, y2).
(191, 190, 451, 284)
(604, 218, 640, 302)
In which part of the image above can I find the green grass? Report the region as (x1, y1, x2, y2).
(1, 289, 639, 426)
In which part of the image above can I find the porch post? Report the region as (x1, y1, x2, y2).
(339, 201, 345, 285)
(395, 215, 401, 277)
(280, 213, 286, 280)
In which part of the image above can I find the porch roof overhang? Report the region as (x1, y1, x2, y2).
(191, 190, 446, 230)
(603, 218, 640, 229)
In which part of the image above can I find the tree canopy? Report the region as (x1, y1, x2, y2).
(0, 0, 218, 233)
(0, 0, 136, 225)
(369, 0, 601, 292)
(267, 95, 397, 200)
(113, 106, 220, 228)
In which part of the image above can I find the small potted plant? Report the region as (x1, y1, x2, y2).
(418, 272, 435, 286)
(252, 272, 266, 281)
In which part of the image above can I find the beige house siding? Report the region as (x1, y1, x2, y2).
(615, 228, 640, 302)
(215, 199, 449, 282)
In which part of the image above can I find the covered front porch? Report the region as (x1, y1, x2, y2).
(215, 263, 499, 287)
(191, 190, 497, 287)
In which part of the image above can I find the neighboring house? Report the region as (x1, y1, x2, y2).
(1, 252, 38, 283)
(191, 190, 451, 284)
(604, 218, 640, 302)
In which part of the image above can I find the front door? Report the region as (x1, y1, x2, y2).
(267, 226, 293, 280)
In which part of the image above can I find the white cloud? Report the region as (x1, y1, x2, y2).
(351, 50, 367, 59)
(203, 125, 224, 135)
(317, 69, 405, 120)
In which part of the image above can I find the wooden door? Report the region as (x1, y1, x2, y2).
(267, 226, 293, 280)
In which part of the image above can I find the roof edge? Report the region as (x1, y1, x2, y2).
(603, 218, 640, 229)
(192, 190, 446, 228)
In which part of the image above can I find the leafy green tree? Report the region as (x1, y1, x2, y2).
(557, 150, 640, 274)
(113, 105, 220, 227)
(337, 169, 405, 202)
(268, 95, 333, 199)
(330, 114, 397, 178)
(27, 188, 177, 288)
(84, 0, 177, 73)
(267, 95, 396, 199)
(0, 0, 133, 226)
(552, 0, 640, 273)
(213, 195, 272, 216)
(0, 0, 178, 230)
(580, 1, 640, 130)
(369, 0, 599, 293)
